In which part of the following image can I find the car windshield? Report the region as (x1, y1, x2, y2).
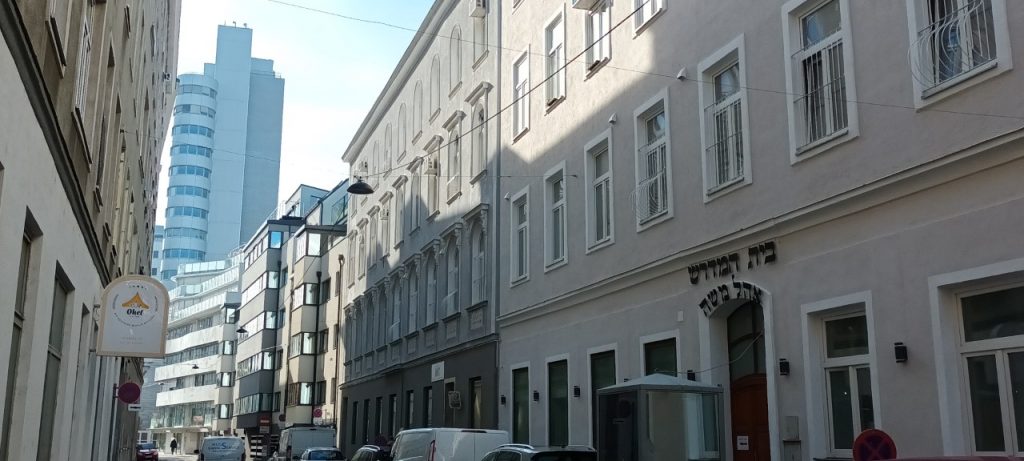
(307, 449, 345, 460)
(532, 453, 597, 461)
(392, 432, 432, 460)
(137, 443, 157, 450)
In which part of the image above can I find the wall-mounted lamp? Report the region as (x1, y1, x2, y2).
(686, 370, 697, 381)
(778, 358, 790, 376)
(532, 391, 540, 402)
(236, 327, 248, 334)
(894, 342, 908, 363)
(573, 386, 581, 398)
(500, 395, 506, 406)
(191, 364, 199, 370)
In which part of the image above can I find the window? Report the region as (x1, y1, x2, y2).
(168, 165, 211, 178)
(170, 144, 213, 157)
(164, 227, 207, 241)
(545, 12, 566, 104)
(634, 96, 670, 226)
(384, 124, 393, 175)
(221, 340, 235, 355)
(219, 372, 234, 387)
(4, 234, 33, 459)
(39, 272, 70, 461)
(469, 377, 483, 429)
(389, 394, 399, 436)
(168, 185, 210, 198)
(352, 401, 360, 444)
(590, 350, 616, 444)
(395, 182, 406, 245)
(585, 1, 612, 69)
(821, 312, 874, 455)
(471, 104, 487, 176)
(909, 0, 1005, 99)
(430, 57, 441, 119)
(376, 396, 385, 435)
(381, 198, 392, 254)
(548, 360, 569, 446)
(363, 399, 371, 443)
(450, 27, 462, 91)
(162, 248, 206, 260)
(405, 390, 416, 429)
(426, 256, 438, 324)
(289, 333, 317, 356)
(699, 38, 750, 195)
(165, 207, 209, 219)
(447, 126, 462, 200)
(398, 104, 409, 159)
(513, 52, 530, 137)
(473, 9, 487, 62)
(471, 227, 486, 304)
(413, 82, 424, 137)
(318, 329, 329, 354)
(644, 338, 677, 375)
(217, 404, 232, 419)
(390, 284, 402, 342)
(784, 0, 856, 156)
(171, 124, 215, 137)
(286, 382, 315, 406)
(73, 21, 92, 119)
(423, 386, 433, 427)
(511, 189, 529, 283)
(545, 168, 567, 268)
(269, 231, 283, 249)
(427, 150, 440, 215)
(411, 164, 423, 228)
(585, 134, 613, 249)
(512, 367, 530, 444)
(634, 0, 664, 30)
(959, 285, 1024, 454)
(408, 268, 419, 333)
(445, 244, 460, 318)
(358, 225, 367, 277)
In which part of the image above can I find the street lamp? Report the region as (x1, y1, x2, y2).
(347, 178, 374, 195)
(191, 364, 199, 370)
(236, 326, 248, 334)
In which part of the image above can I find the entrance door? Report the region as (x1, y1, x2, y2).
(727, 302, 770, 461)
(443, 381, 456, 426)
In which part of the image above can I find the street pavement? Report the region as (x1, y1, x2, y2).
(158, 454, 198, 461)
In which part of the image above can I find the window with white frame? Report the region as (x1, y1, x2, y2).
(73, 21, 92, 119)
(369, 212, 379, 265)
(634, 0, 664, 31)
(472, 104, 487, 176)
(511, 189, 529, 282)
(348, 235, 357, 284)
(412, 163, 423, 228)
(448, 126, 462, 200)
(413, 82, 424, 137)
(408, 267, 418, 333)
(585, 1, 611, 69)
(430, 56, 441, 118)
(384, 124, 393, 174)
(398, 104, 408, 158)
(473, 8, 487, 62)
(586, 135, 613, 248)
(545, 12, 566, 104)
(545, 168, 567, 267)
(700, 42, 748, 194)
(371, 143, 380, 188)
(390, 283, 401, 342)
(821, 311, 875, 456)
(381, 199, 391, 255)
(958, 284, 1024, 454)
(635, 99, 669, 224)
(427, 149, 440, 215)
(786, 0, 852, 152)
(471, 225, 486, 304)
(451, 27, 462, 91)
(395, 181, 406, 245)
(445, 244, 460, 317)
(513, 52, 530, 137)
(358, 225, 367, 276)
(426, 256, 438, 324)
(909, 0, 1000, 96)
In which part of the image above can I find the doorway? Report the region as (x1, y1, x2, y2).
(727, 302, 769, 461)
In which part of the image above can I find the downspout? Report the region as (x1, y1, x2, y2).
(490, 0, 504, 431)
(313, 270, 322, 424)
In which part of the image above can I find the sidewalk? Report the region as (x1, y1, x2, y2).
(159, 453, 198, 461)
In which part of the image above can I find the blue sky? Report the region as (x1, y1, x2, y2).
(157, 0, 434, 223)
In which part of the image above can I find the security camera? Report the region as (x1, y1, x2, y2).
(676, 67, 687, 81)
(503, 192, 511, 200)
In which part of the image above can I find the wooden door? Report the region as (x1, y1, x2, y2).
(730, 374, 770, 461)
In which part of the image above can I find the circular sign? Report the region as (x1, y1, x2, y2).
(118, 382, 141, 404)
(853, 429, 897, 461)
(313, 408, 323, 418)
(278, 413, 287, 422)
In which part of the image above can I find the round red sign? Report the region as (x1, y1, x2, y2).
(313, 408, 323, 418)
(853, 429, 897, 461)
(118, 382, 141, 404)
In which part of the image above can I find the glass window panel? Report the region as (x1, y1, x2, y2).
(966, 354, 1004, 452)
(962, 286, 1024, 342)
(1009, 352, 1024, 451)
(646, 111, 666, 143)
(590, 351, 616, 444)
(513, 368, 530, 444)
(828, 368, 854, 450)
(802, 0, 841, 47)
(644, 339, 677, 376)
(714, 63, 740, 101)
(548, 360, 569, 446)
(825, 315, 869, 358)
(855, 367, 874, 431)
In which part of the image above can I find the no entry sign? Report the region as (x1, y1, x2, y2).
(853, 429, 897, 461)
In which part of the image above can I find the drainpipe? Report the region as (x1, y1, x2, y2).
(491, 0, 504, 430)
(313, 270, 322, 424)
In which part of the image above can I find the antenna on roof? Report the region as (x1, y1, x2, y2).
(232, 21, 237, 26)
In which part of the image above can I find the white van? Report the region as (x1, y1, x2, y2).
(199, 436, 247, 461)
(273, 426, 337, 461)
(390, 428, 509, 461)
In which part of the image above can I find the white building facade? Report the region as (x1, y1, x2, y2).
(496, 0, 1024, 460)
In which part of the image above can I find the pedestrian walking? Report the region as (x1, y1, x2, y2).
(170, 438, 178, 454)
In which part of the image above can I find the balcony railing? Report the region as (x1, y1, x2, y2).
(704, 98, 744, 191)
(911, 0, 996, 92)
(633, 140, 668, 224)
(793, 35, 848, 150)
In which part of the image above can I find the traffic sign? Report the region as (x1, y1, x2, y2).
(118, 382, 141, 404)
(853, 429, 897, 461)
(313, 408, 323, 418)
(128, 404, 142, 412)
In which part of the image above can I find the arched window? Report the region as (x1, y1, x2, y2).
(450, 27, 462, 91)
(398, 104, 408, 158)
(378, 288, 388, 348)
(384, 124, 393, 174)
(446, 243, 460, 316)
(447, 124, 461, 197)
(371, 142, 380, 186)
(413, 83, 423, 137)
(471, 225, 486, 304)
(472, 103, 486, 175)
(430, 56, 441, 117)
(426, 255, 437, 324)
(391, 282, 401, 341)
(408, 267, 418, 333)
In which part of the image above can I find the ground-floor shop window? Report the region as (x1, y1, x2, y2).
(960, 284, 1024, 454)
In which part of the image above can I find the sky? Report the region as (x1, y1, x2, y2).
(156, 0, 434, 225)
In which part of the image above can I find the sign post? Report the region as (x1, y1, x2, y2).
(97, 275, 170, 357)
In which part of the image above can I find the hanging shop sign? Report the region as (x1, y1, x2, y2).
(97, 275, 170, 357)
(687, 241, 777, 285)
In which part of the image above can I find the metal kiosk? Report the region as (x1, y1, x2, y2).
(597, 373, 724, 461)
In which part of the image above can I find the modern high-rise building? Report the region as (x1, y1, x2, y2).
(160, 24, 284, 281)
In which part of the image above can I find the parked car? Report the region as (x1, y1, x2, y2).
(390, 428, 509, 461)
(272, 426, 337, 461)
(199, 436, 247, 461)
(300, 446, 347, 460)
(350, 444, 391, 461)
(480, 444, 596, 461)
(136, 442, 159, 461)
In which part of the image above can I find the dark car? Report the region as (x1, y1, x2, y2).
(136, 442, 159, 461)
(351, 444, 392, 461)
(481, 444, 597, 461)
(300, 447, 347, 460)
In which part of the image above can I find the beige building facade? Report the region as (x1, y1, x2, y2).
(497, 0, 1024, 459)
(0, 0, 180, 460)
